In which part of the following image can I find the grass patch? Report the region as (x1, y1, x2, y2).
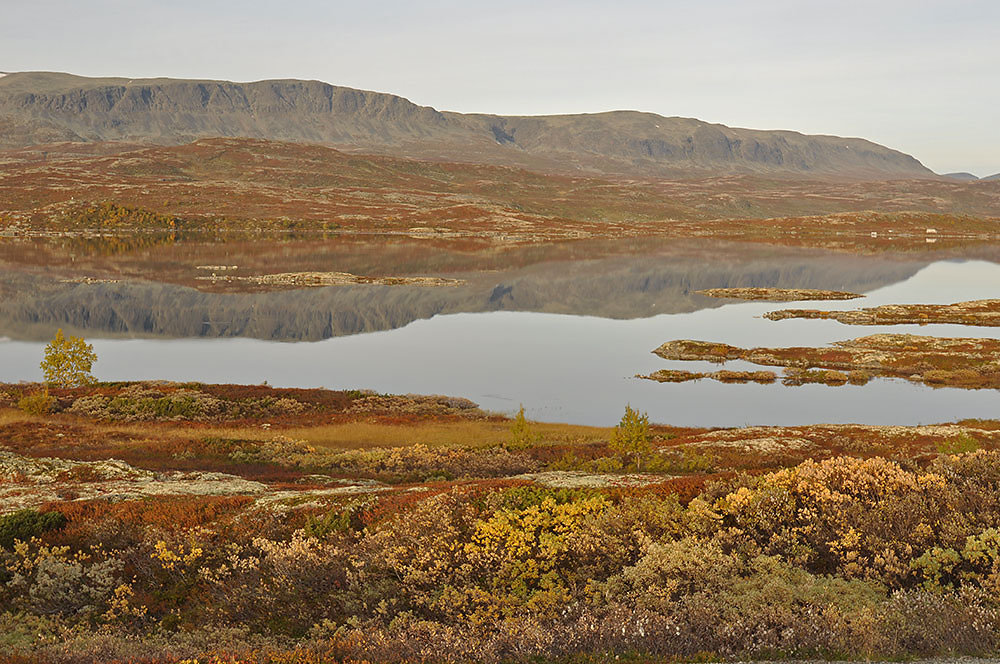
(283, 420, 611, 451)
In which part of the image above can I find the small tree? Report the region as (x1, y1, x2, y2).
(507, 404, 538, 450)
(41, 329, 97, 388)
(610, 404, 652, 471)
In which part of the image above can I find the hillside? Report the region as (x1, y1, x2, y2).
(0, 71, 934, 180)
(3, 138, 998, 232)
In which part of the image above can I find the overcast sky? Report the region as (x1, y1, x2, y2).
(2, 0, 997, 176)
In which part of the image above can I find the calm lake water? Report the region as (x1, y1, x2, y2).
(3, 259, 1000, 427)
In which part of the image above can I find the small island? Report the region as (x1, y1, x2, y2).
(696, 287, 864, 301)
(766, 298, 1000, 326)
(648, 333, 1000, 389)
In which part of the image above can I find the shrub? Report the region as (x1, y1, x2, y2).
(937, 434, 980, 455)
(17, 389, 56, 416)
(461, 493, 610, 619)
(0, 510, 68, 549)
(3, 539, 122, 616)
(66, 385, 308, 422)
(715, 456, 951, 582)
(913, 527, 1000, 592)
(878, 587, 1000, 656)
(507, 405, 539, 450)
(302, 500, 369, 539)
(616, 537, 742, 606)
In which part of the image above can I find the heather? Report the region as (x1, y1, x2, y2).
(4, 385, 1000, 662)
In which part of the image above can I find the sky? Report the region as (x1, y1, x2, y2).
(2, 0, 998, 176)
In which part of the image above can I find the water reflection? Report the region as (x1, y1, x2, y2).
(2, 260, 1000, 427)
(0, 237, 929, 341)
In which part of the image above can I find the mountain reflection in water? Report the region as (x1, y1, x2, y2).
(3, 243, 1000, 426)
(0, 239, 929, 341)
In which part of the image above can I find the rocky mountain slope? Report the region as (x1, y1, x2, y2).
(0, 71, 934, 180)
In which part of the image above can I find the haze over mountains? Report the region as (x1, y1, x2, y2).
(0, 71, 936, 180)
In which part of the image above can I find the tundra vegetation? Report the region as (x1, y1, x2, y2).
(4, 381, 1000, 662)
(2, 139, 999, 261)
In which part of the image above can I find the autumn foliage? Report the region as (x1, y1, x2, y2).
(4, 385, 1000, 661)
(40, 329, 97, 388)
(3, 451, 1000, 661)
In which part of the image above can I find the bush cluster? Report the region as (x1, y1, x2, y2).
(0, 510, 67, 549)
(65, 385, 306, 422)
(6, 451, 1000, 661)
(16, 390, 57, 416)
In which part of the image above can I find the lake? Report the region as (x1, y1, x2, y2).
(3, 251, 1000, 427)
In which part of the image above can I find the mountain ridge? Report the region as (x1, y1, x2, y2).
(0, 71, 935, 180)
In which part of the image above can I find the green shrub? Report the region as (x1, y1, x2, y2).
(67, 386, 306, 422)
(937, 434, 980, 455)
(588, 455, 626, 472)
(0, 510, 67, 549)
(647, 446, 717, 473)
(17, 390, 56, 416)
(302, 500, 369, 538)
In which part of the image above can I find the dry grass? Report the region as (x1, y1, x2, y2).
(282, 420, 611, 451)
(0, 408, 40, 425)
(33, 415, 611, 452)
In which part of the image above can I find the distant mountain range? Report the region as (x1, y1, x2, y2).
(943, 172, 1000, 182)
(0, 71, 937, 180)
